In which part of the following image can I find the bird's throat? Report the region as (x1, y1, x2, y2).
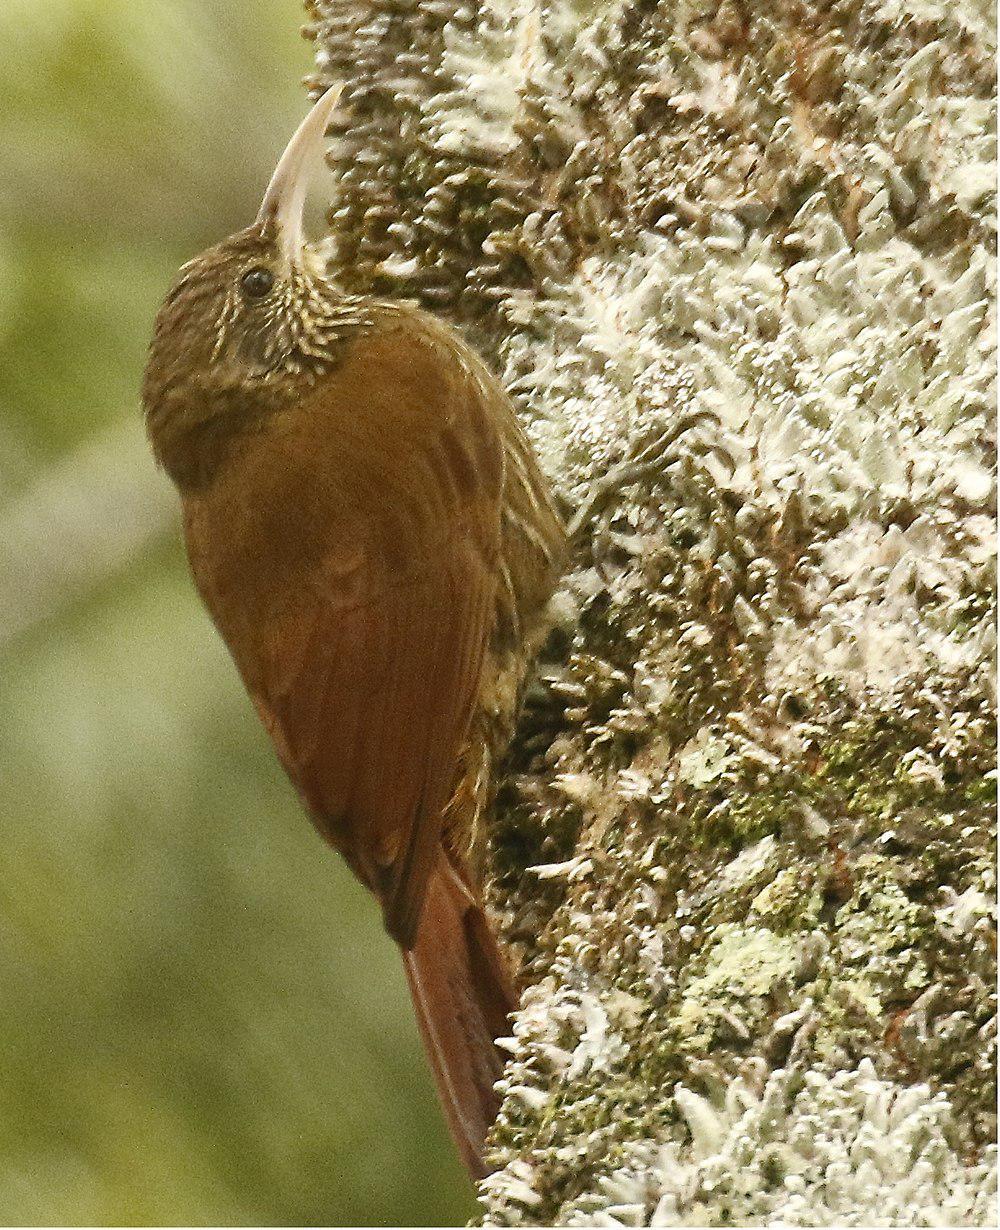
(146, 377, 283, 492)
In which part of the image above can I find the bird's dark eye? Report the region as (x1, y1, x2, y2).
(240, 266, 275, 298)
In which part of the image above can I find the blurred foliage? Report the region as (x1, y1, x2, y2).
(0, 1, 474, 1223)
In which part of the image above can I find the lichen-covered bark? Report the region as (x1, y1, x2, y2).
(305, 0, 996, 1223)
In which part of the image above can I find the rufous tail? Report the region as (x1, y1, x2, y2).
(402, 855, 517, 1179)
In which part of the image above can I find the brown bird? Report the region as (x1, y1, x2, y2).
(141, 86, 565, 1178)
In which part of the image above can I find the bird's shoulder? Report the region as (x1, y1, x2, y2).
(307, 303, 503, 447)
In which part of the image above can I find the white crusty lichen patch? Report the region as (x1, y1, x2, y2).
(305, 0, 995, 1223)
(485, 1053, 997, 1226)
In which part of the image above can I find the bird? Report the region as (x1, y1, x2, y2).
(141, 85, 566, 1179)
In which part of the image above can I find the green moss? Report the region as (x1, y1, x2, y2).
(832, 854, 933, 980)
(672, 705, 994, 862)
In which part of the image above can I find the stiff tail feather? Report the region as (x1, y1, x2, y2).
(401, 855, 517, 1179)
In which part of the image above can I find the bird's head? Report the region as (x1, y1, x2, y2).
(143, 86, 355, 486)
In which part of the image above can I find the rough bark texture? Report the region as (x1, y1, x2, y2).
(305, 0, 996, 1224)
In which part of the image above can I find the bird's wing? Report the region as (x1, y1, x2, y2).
(248, 324, 503, 948)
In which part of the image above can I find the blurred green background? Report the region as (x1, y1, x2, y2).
(0, 1, 473, 1223)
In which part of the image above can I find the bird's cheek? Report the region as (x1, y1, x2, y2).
(229, 321, 275, 373)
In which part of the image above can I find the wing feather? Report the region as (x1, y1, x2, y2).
(246, 324, 503, 946)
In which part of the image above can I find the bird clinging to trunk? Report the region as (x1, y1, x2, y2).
(141, 86, 566, 1179)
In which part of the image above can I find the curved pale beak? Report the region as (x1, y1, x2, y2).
(256, 84, 343, 262)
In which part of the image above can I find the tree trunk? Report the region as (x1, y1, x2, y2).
(306, 0, 996, 1223)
